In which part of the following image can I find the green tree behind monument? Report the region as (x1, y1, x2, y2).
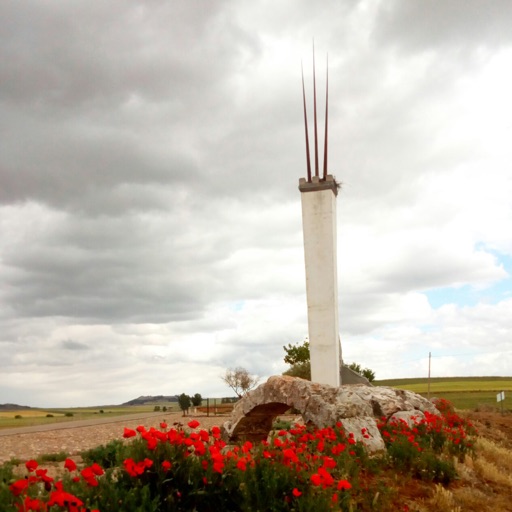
(283, 340, 375, 382)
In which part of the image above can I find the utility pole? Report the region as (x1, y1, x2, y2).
(427, 352, 431, 400)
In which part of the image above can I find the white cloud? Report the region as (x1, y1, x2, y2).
(1, 0, 511, 406)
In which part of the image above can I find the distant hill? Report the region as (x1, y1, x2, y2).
(0, 403, 32, 411)
(122, 395, 179, 406)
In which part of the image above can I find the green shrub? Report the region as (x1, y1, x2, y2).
(81, 439, 125, 469)
(0, 462, 15, 509)
(272, 418, 292, 430)
(38, 451, 69, 463)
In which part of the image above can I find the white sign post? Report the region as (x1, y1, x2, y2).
(497, 391, 505, 414)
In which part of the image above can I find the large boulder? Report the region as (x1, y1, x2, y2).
(221, 375, 438, 452)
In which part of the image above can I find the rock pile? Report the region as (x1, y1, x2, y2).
(221, 375, 438, 452)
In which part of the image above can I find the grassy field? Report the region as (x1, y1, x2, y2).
(0, 404, 178, 430)
(376, 376, 512, 411)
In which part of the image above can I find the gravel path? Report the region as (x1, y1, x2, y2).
(0, 412, 227, 464)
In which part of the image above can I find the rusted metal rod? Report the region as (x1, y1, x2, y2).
(322, 55, 329, 180)
(301, 62, 312, 182)
(313, 43, 319, 178)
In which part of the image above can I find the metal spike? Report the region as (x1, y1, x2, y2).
(313, 41, 319, 178)
(323, 55, 329, 180)
(301, 62, 312, 182)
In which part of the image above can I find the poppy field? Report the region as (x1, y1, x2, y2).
(0, 398, 477, 512)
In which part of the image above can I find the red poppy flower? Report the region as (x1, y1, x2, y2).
(292, 487, 302, 497)
(35, 468, 53, 483)
(47, 487, 84, 508)
(64, 458, 77, 472)
(21, 497, 45, 511)
(25, 459, 38, 472)
(188, 419, 200, 429)
(81, 465, 102, 487)
(90, 462, 104, 476)
(310, 473, 322, 486)
(322, 456, 336, 469)
(283, 448, 299, 463)
(9, 479, 29, 496)
(337, 479, 352, 491)
(162, 460, 172, 471)
(213, 461, 224, 473)
(145, 436, 158, 450)
(123, 427, 137, 438)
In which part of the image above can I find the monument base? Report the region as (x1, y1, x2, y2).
(221, 375, 439, 452)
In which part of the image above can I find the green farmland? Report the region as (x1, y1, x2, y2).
(376, 376, 512, 411)
(0, 404, 178, 430)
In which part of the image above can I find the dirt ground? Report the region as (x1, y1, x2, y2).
(464, 409, 512, 449)
(0, 411, 228, 465)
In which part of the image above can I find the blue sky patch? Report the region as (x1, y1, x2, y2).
(425, 250, 512, 309)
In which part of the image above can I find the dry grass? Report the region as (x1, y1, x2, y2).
(475, 436, 512, 474)
(433, 435, 512, 512)
(428, 485, 461, 512)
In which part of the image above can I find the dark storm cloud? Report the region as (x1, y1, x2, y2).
(0, 0, 263, 212)
(0, 203, 235, 322)
(0, 1, 253, 109)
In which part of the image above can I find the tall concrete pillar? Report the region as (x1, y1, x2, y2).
(299, 174, 341, 387)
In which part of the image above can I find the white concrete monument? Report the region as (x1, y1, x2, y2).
(299, 54, 342, 387)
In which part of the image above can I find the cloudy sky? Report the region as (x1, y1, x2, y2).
(1, 1, 511, 408)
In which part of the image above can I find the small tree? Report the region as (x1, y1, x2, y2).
(178, 393, 191, 416)
(283, 340, 376, 382)
(283, 340, 311, 380)
(191, 393, 202, 407)
(348, 362, 376, 383)
(283, 360, 311, 380)
(222, 367, 260, 398)
(283, 340, 310, 365)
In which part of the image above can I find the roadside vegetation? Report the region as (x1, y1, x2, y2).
(1, 388, 512, 510)
(0, 399, 484, 511)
